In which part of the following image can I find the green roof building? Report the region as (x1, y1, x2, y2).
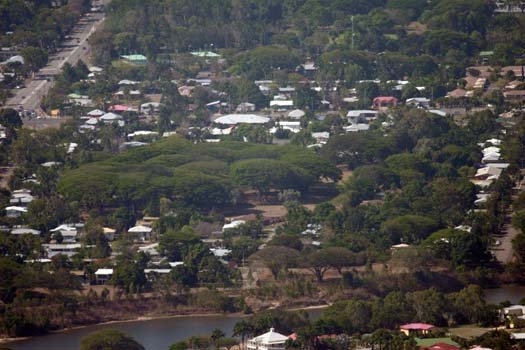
(121, 54, 148, 65)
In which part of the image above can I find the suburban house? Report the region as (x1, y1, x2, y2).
(312, 132, 330, 144)
(141, 102, 162, 115)
(121, 54, 147, 65)
(503, 305, 525, 328)
(372, 96, 398, 110)
(474, 166, 502, 180)
(43, 243, 81, 258)
(9, 189, 34, 206)
(400, 323, 434, 336)
(236, 102, 256, 113)
(50, 224, 80, 242)
(288, 109, 305, 119)
(5, 206, 27, 218)
(406, 97, 431, 109)
(347, 110, 378, 124)
(417, 338, 460, 350)
(94, 268, 113, 284)
(11, 227, 41, 236)
(247, 328, 289, 350)
(128, 225, 154, 241)
(270, 100, 294, 110)
(213, 114, 270, 125)
(103, 227, 116, 241)
(503, 90, 525, 102)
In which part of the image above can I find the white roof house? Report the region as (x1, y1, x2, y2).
(138, 242, 160, 256)
(247, 328, 288, 350)
(486, 138, 502, 146)
(128, 131, 159, 138)
(347, 110, 378, 119)
(100, 112, 123, 121)
(406, 97, 430, 108)
(118, 79, 139, 85)
(344, 124, 370, 132)
(128, 225, 153, 233)
(270, 100, 294, 108)
(42, 243, 81, 258)
(236, 102, 256, 113)
(312, 132, 330, 143)
(210, 127, 233, 136)
(271, 121, 302, 134)
(210, 248, 232, 258)
(95, 268, 114, 275)
(214, 114, 270, 125)
(222, 220, 246, 231)
(474, 166, 503, 179)
(288, 109, 305, 119)
(11, 228, 41, 235)
(5, 206, 27, 217)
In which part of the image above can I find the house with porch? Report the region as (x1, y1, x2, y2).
(247, 328, 289, 350)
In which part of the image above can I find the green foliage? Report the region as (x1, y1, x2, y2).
(80, 329, 144, 350)
(381, 215, 439, 244)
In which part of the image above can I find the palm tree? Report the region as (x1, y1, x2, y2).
(211, 328, 225, 349)
(233, 320, 253, 349)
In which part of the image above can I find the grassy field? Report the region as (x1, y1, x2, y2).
(449, 326, 492, 339)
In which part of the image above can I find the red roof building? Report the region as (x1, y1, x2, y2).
(424, 343, 460, 350)
(400, 323, 435, 336)
(373, 96, 398, 110)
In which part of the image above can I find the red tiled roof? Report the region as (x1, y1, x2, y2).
(400, 323, 435, 330)
(426, 343, 460, 350)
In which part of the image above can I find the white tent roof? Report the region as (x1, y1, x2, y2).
(214, 114, 269, 125)
(95, 268, 114, 275)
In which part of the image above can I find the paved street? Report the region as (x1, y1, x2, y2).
(493, 170, 525, 264)
(4, 9, 106, 113)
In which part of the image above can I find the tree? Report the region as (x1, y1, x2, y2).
(304, 247, 359, 282)
(233, 320, 254, 349)
(159, 228, 200, 261)
(381, 215, 439, 244)
(80, 329, 144, 350)
(211, 328, 225, 349)
(20, 47, 48, 73)
(230, 159, 312, 196)
(0, 109, 22, 129)
(250, 246, 300, 278)
(450, 232, 491, 267)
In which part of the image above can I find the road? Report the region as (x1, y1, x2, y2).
(493, 170, 525, 264)
(4, 9, 107, 113)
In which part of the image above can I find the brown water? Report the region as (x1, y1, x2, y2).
(4, 309, 323, 350)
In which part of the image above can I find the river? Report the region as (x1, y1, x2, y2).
(4, 285, 525, 350)
(4, 309, 323, 350)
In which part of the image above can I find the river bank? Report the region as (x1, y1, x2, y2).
(0, 302, 330, 347)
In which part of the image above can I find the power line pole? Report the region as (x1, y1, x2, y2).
(351, 16, 355, 51)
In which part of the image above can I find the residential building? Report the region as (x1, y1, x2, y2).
(400, 323, 434, 336)
(247, 328, 289, 350)
(373, 96, 398, 110)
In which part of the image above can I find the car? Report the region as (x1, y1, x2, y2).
(494, 240, 501, 246)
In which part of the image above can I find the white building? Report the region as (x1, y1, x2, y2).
(214, 114, 270, 125)
(247, 328, 288, 350)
